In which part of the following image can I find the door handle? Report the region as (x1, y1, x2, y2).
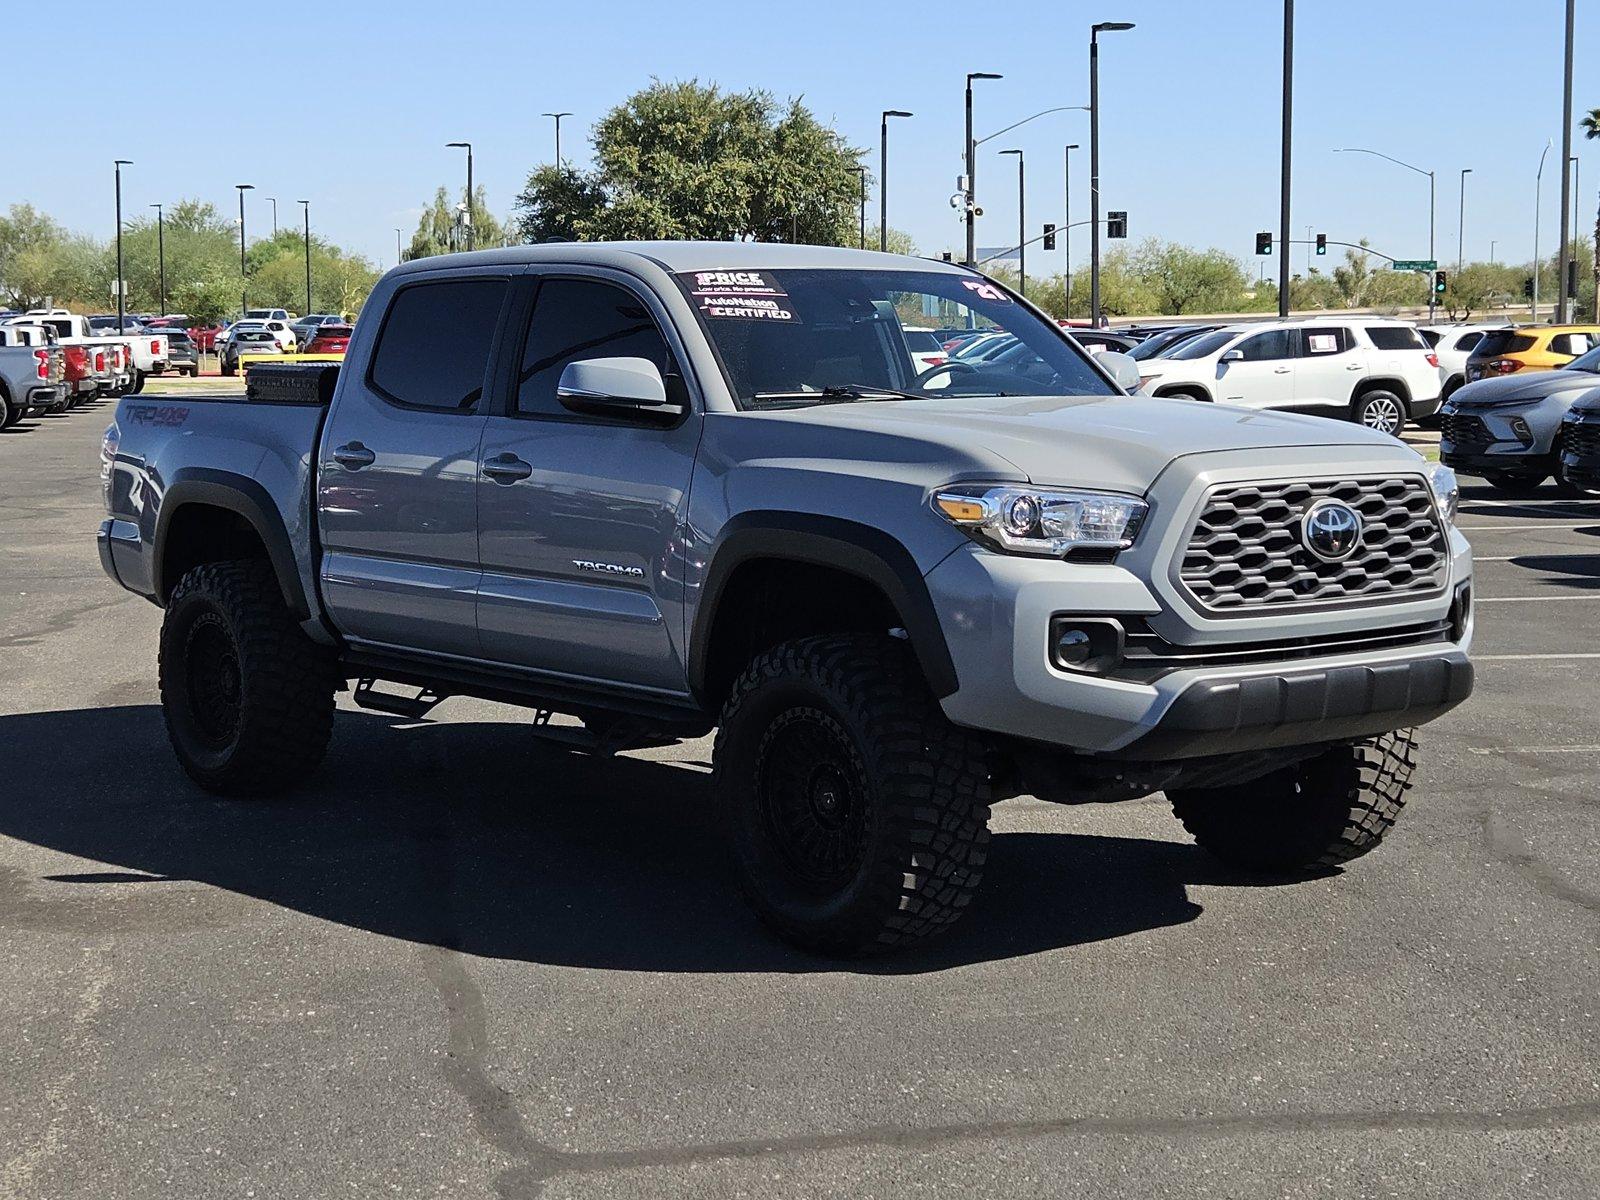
(1273, 367, 1291, 374)
(482, 453, 533, 483)
(331, 442, 375, 469)
(1346, 363, 1363, 370)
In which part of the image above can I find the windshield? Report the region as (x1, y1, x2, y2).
(1166, 330, 1239, 361)
(1563, 345, 1600, 373)
(1128, 329, 1192, 360)
(676, 268, 1113, 406)
(1473, 331, 1536, 357)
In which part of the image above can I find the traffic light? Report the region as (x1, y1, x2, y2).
(940, 250, 953, 262)
(1107, 211, 1127, 239)
(1523, 276, 1535, 299)
(1315, 233, 1327, 256)
(1255, 231, 1273, 255)
(1568, 260, 1579, 298)
(1433, 270, 1447, 295)
(1042, 223, 1057, 251)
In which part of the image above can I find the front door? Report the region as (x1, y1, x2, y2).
(475, 272, 701, 696)
(317, 272, 512, 659)
(1215, 328, 1298, 410)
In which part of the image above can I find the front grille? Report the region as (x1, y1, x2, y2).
(1440, 411, 1493, 451)
(1177, 477, 1448, 614)
(1564, 418, 1600, 461)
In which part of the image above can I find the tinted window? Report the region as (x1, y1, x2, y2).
(1365, 326, 1426, 351)
(1472, 331, 1536, 357)
(1237, 330, 1293, 361)
(1418, 329, 1441, 347)
(1454, 331, 1484, 352)
(903, 330, 943, 352)
(1550, 333, 1596, 356)
(516, 278, 675, 417)
(1167, 330, 1238, 360)
(1299, 327, 1350, 355)
(369, 277, 507, 411)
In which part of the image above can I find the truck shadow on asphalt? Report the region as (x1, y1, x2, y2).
(0, 704, 1316, 974)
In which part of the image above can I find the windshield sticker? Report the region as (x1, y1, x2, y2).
(685, 270, 802, 322)
(960, 279, 1011, 303)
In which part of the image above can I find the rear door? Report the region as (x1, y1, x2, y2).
(317, 270, 514, 658)
(1293, 325, 1362, 411)
(474, 270, 701, 695)
(1215, 328, 1296, 409)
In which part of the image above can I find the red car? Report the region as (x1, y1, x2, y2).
(303, 324, 353, 355)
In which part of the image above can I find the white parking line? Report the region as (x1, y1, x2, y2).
(1475, 594, 1600, 603)
(1469, 745, 1600, 755)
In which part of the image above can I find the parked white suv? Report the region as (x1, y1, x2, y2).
(1419, 323, 1512, 404)
(1136, 319, 1442, 435)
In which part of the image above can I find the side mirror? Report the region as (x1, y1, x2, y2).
(1097, 350, 1142, 393)
(1220, 348, 1244, 363)
(556, 357, 681, 417)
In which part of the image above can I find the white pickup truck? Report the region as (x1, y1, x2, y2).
(9, 309, 169, 394)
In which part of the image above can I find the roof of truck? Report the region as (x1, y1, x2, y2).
(389, 240, 972, 279)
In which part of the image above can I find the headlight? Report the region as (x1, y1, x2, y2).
(933, 484, 1147, 555)
(1424, 462, 1459, 525)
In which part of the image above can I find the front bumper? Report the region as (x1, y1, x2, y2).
(925, 494, 1474, 760)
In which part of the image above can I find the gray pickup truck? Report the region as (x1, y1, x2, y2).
(98, 243, 1475, 956)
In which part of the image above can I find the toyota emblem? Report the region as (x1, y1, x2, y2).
(1301, 499, 1363, 562)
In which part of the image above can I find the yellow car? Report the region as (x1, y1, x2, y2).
(1464, 324, 1600, 382)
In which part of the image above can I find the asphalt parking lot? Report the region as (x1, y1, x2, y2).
(2, 394, 1598, 1200)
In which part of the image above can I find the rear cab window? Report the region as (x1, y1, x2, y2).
(368, 276, 509, 412)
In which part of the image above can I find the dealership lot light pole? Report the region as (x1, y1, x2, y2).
(880, 110, 912, 252)
(542, 113, 572, 169)
(114, 160, 131, 332)
(1063, 143, 1079, 311)
(235, 184, 254, 316)
(300, 200, 312, 318)
(149, 202, 165, 317)
(446, 142, 473, 250)
(1090, 21, 1133, 326)
(268, 196, 278, 238)
(1534, 139, 1552, 320)
(964, 72, 1002, 267)
(850, 165, 867, 249)
(1458, 168, 1471, 277)
(1000, 149, 1026, 295)
(1556, 0, 1574, 322)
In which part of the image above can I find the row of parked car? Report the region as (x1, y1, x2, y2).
(0, 309, 177, 428)
(1031, 314, 1600, 493)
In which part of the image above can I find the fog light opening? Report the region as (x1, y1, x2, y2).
(1050, 618, 1126, 675)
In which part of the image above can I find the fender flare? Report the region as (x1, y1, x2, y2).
(1153, 382, 1214, 403)
(687, 511, 959, 700)
(153, 469, 309, 618)
(1353, 376, 1413, 409)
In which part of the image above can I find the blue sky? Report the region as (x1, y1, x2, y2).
(9, 1, 1595, 274)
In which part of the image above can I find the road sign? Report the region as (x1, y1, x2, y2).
(1391, 260, 1437, 272)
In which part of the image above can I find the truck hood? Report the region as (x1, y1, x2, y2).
(1452, 369, 1600, 406)
(778, 394, 1407, 493)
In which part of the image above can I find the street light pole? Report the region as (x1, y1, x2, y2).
(850, 166, 867, 249)
(541, 112, 572, 169)
(446, 142, 474, 250)
(300, 200, 312, 318)
(1333, 147, 1436, 318)
(1458, 168, 1472, 277)
(880, 110, 912, 253)
(1090, 21, 1134, 327)
(1278, 0, 1293, 317)
(235, 183, 254, 317)
(395, 228, 403, 264)
(964, 72, 1002, 268)
(1535, 139, 1552, 321)
(114, 160, 131, 332)
(1000, 150, 1025, 295)
(1556, 0, 1575, 323)
(149, 202, 165, 317)
(1063, 144, 1079, 313)
(268, 196, 278, 238)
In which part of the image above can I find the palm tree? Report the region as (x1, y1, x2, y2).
(1586, 108, 1600, 318)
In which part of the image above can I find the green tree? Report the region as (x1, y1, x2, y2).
(1128, 238, 1250, 315)
(513, 80, 863, 245)
(407, 185, 505, 261)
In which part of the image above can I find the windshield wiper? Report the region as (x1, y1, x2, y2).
(751, 384, 924, 405)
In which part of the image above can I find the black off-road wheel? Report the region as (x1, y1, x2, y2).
(159, 560, 337, 795)
(1168, 730, 1418, 873)
(714, 635, 992, 957)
